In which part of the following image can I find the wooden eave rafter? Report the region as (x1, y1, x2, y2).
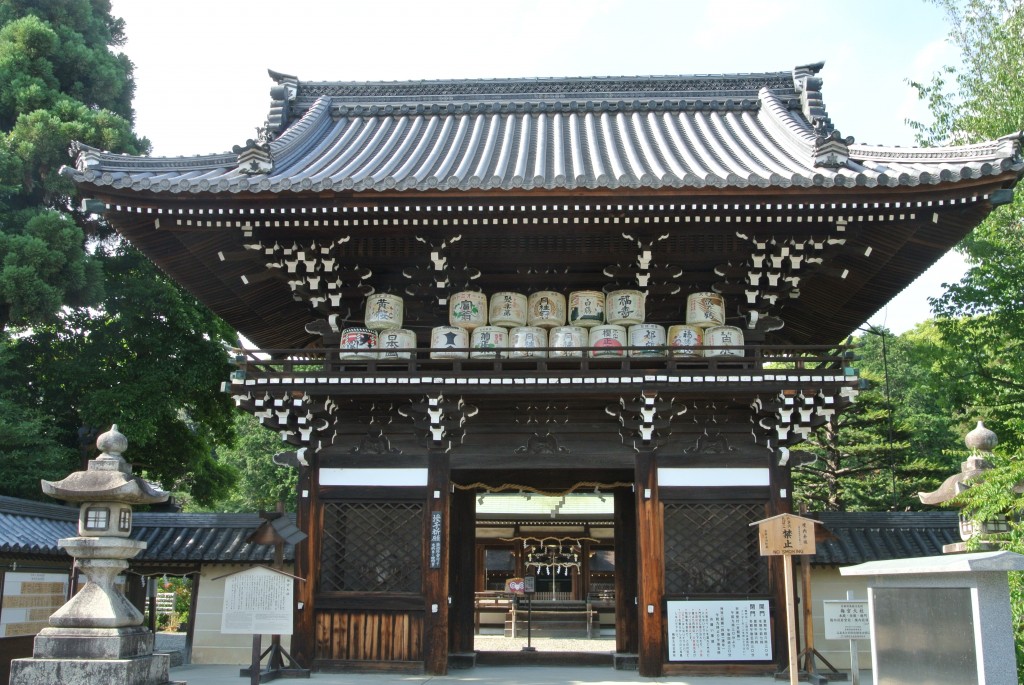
(89, 173, 1017, 349)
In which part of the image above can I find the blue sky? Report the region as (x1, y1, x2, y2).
(109, 0, 966, 332)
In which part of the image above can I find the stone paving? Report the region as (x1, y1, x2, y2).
(166, 635, 867, 684)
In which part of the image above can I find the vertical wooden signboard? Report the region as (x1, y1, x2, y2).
(750, 514, 818, 685)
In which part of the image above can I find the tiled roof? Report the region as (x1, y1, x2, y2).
(131, 512, 296, 564)
(63, 63, 1024, 196)
(0, 496, 77, 558)
(0, 497, 294, 564)
(0, 496, 965, 568)
(811, 511, 960, 566)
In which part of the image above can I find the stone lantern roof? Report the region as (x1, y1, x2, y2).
(40, 425, 168, 505)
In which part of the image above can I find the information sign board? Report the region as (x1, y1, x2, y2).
(755, 514, 816, 556)
(220, 566, 293, 635)
(823, 599, 870, 640)
(667, 599, 772, 661)
(0, 571, 68, 637)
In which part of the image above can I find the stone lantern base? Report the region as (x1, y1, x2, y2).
(9, 656, 181, 685)
(9, 626, 182, 685)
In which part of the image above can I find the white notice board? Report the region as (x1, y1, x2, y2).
(667, 599, 772, 661)
(0, 571, 69, 637)
(823, 600, 870, 640)
(220, 566, 293, 635)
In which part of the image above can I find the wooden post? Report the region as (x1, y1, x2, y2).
(613, 486, 638, 656)
(635, 449, 664, 677)
(423, 447, 450, 675)
(291, 460, 315, 667)
(448, 487, 476, 656)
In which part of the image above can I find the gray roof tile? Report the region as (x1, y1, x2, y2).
(64, 64, 1024, 196)
(811, 511, 960, 566)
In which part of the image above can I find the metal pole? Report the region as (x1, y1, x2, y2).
(848, 590, 860, 685)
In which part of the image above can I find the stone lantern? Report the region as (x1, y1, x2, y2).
(9, 425, 182, 685)
(919, 421, 1010, 553)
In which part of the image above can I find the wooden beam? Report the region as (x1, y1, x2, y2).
(292, 462, 316, 668)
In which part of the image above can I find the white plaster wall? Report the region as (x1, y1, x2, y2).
(191, 563, 293, 665)
(802, 566, 872, 671)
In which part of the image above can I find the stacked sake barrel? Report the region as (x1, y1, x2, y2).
(670, 292, 744, 358)
(339, 293, 416, 360)
(434, 289, 743, 359)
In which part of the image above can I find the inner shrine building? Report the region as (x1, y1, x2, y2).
(64, 62, 1022, 677)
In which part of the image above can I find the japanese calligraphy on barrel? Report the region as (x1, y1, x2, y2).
(449, 290, 487, 330)
(685, 292, 725, 328)
(606, 289, 645, 326)
(527, 291, 566, 328)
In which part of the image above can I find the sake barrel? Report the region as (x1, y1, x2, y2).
(685, 291, 725, 328)
(549, 325, 587, 358)
(667, 324, 703, 358)
(606, 289, 645, 326)
(364, 293, 404, 330)
(703, 325, 745, 357)
(449, 290, 488, 330)
(589, 324, 626, 357)
(509, 326, 547, 358)
(489, 291, 528, 328)
(430, 325, 468, 359)
(376, 328, 417, 360)
(339, 327, 378, 360)
(628, 323, 666, 357)
(568, 290, 605, 328)
(527, 291, 567, 328)
(470, 326, 508, 359)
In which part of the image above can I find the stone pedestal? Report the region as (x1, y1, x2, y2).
(840, 551, 1024, 685)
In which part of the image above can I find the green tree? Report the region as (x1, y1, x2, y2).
(0, 1, 237, 505)
(911, 0, 1024, 450)
(187, 412, 297, 513)
(794, 374, 911, 511)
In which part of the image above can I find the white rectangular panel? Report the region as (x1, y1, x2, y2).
(319, 468, 428, 487)
(658, 467, 770, 487)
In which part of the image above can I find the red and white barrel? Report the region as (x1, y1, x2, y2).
(668, 324, 703, 358)
(569, 290, 605, 328)
(376, 328, 417, 360)
(364, 293, 404, 330)
(339, 327, 378, 360)
(628, 323, 666, 357)
(589, 324, 627, 357)
(606, 289, 645, 326)
(449, 290, 488, 330)
(489, 292, 528, 328)
(509, 326, 547, 357)
(430, 325, 468, 359)
(549, 325, 587, 357)
(527, 291, 567, 328)
(703, 325, 744, 357)
(685, 292, 725, 328)
(470, 326, 508, 359)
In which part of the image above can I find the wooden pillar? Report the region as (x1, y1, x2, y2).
(614, 486, 638, 655)
(769, 447, 794, 668)
(423, 447, 450, 675)
(292, 462, 315, 667)
(635, 449, 664, 677)
(448, 487, 476, 655)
